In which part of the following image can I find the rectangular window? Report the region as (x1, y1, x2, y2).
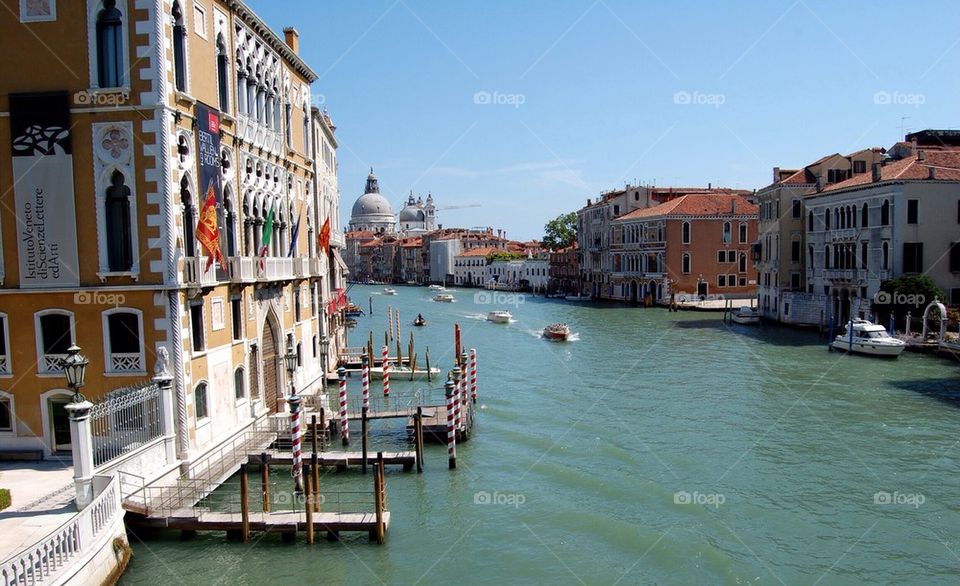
(718, 274, 726, 288)
(295, 288, 302, 322)
(195, 384, 208, 419)
(950, 243, 960, 273)
(0, 315, 7, 374)
(231, 297, 243, 341)
(728, 274, 736, 286)
(854, 160, 866, 174)
(903, 242, 923, 273)
(193, 4, 207, 38)
(740, 277, 747, 287)
(784, 303, 790, 315)
(717, 250, 725, 263)
(792, 200, 801, 218)
(952, 288, 960, 305)
(907, 199, 919, 224)
(791, 241, 801, 262)
(0, 398, 11, 431)
(739, 223, 747, 243)
(190, 303, 205, 352)
(791, 272, 801, 290)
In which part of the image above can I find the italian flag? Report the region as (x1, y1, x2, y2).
(258, 201, 275, 273)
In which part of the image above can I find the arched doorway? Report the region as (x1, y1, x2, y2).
(630, 281, 638, 304)
(261, 317, 281, 413)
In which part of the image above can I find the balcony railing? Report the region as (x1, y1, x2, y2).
(183, 256, 218, 287)
(329, 231, 345, 249)
(261, 257, 294, 281)
(0, 355, 8, 375)
(40, 353, 66, 375)
(109, 353, 144, 374)
(228, 257, 256, 282)
(830, 228, 858, 241)
(293, 257, 308, 278)
(309, 257, 322, 276)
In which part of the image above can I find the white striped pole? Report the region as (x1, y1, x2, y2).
(395, 310, 401, 349)
(469, 348, 478, 403)
(361, 354, 370, 412)
(338, 366, 349, 446)
(452, 366, 462, 432)
(445, 377, 456, 469)
(382, 345, 391, 396)
(459, 352, 469, 430)
(388, 306, 394, 341)
(288, 393, 304, 493)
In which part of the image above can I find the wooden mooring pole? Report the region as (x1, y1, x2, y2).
(260, 452, 271, 513)
(361, 410, 369, 474)
(312, 452, 320, 512)
(304, 463, 314, 544)
(374, 452, 386, 544)
(415, 406, 424, 473)
(425, 347, 432, 382)
(311, 414, 318, 455)
(240, 463, 250, 543)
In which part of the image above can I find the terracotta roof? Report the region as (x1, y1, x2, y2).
(780, 168, 815, 185)
(400, 237, 422, 248)
(360, 238, 383, 248)
(822, 149, 960, 192)
(615, 194, 758, 220)
(459, 246, 499, 257)
(346, 230, 376, 239)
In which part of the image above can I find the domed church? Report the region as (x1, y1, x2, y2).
(398, 191, 437, 234)
(348, 169, 396, 233)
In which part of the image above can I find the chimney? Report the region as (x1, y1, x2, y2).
(871, 162, 882, 182)
(731, 199, 737, 214)
(815, 175, 823, 193)
(708, 182, 712, 190)
(587, 198, 592, 206)
(773, 167, 780, 183)
(918, 150, 926, 161)
(283, 27, 300, 54)
(929, 166, 937, 180)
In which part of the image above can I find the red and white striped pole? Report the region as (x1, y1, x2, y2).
(381, 345, 391, 396)
(459, 352, 469, 429)
(388, 306, 394, 341)
(469, 348, 477, 403)
(338, 366, 349, 446)
(287, 391, 304, 494)
(395, 310, 401, 346)
(452, 366, 462, 432)
(454, 323, 462, 362)
(361, 354, 370, 412)
(445, 377, 456, 469)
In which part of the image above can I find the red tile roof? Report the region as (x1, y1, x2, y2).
(459, 246, 499, 257)
(615, 194, 758, 220)
(822, 149, 960, 192)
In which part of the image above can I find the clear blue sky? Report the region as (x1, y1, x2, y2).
(251, 0, 960, 240)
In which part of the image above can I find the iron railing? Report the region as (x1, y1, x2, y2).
(91, 382, 162, 468)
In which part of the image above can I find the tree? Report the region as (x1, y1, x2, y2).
(542, 212, 577, 251)
(486, 251, 523, 263)
(877, 274, 946, 328)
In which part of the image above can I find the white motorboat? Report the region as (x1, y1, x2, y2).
(564, 294, 591, 302)
(433, 293, 454, 302)
(730, 306, 760, 325)
(383, 288, 397, 295)
(487, 310, 512, 324)
(831, 319, 906, 357)
(428, 284, 446, 291)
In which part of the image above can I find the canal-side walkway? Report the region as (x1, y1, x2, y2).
(0, 461, 76, 562)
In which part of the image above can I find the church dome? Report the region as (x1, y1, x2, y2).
(349, 169, 396, 232)
(352, 192, 393, 217)
(399, 193, 425, 222)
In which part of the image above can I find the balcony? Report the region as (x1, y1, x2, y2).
(108, 352, 144, 373)
(0, 355, 8, 375)
(823, 268, 872, 282)
(309, 257, 323, 276)
(329, 231, 345, 249)
(293, 257, 309, 278)
(228, 257, 256, 282)
(262, 257, 294, 281)
(40, 353, 66, 375)
(183, 256, 218, 287)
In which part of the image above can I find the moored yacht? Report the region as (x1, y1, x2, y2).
(831, 319, 906, 357)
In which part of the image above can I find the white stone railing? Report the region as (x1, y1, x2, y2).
(183, 256, 218, 287)
(228, 257, 256, 282)
(0, 356, 9, 375)
(0, 475, 121, 586)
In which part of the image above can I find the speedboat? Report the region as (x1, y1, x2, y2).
(433, 293, 454, 302)
(413, 315, 427, 327)
(344, 303, 364, 318)
(543, 323, 571, 341)
(730, 306, 760, 325)
(565, 294, 591, 302)
(487, 310, 512, 324)
(383, 288, 397, 295)
(831, 319, 906, 357)
(429, 284, 446, 291)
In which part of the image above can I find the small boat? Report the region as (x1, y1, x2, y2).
(347, 365, 441, 380)
(413, 316, 427, 327)
(433, 293, 454, 302)
(383, 288, 397, 295)
(831, 319, 906, 357)
(429, 284, 446, 291)
(344, 303, 364, 318)
(543, 323, 572, 341)
(487, 310, 512, 324)
(730, 306, 760, 325)
(565, 294, 591, 302)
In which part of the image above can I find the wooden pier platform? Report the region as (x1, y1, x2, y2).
(250, 450, 417, 471)
(128, 510, 391, 540)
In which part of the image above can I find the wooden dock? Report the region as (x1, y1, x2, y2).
(250, 450, 417, 472)
(128, 510, 391, 541)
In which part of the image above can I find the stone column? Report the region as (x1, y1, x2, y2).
(153, 354, 176, 466)
(65, 400, 95, 510)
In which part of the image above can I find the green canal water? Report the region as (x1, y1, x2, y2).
(121, 285, 960, 585)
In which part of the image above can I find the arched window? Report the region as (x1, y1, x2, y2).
(681, 221, 691, 244)
(216, 34, 229, 111)
(194, 382, 209, 420)
(836, 208, 843, 229)
(303, 105, 310, 154)
(96, 0, 124, 88)
(808, 211, 814, 231)
(35, 310, 75, 374)
(882, 241, 889, 269)
(235, 56, 247, 115)
(103, 309, 144, 373)
(881, 200, 890, 225)
(234, 367, 246, 400)
(105, 170, 133, 271)
(722, 222, 731, 244)
(225, 191, 237, 257)
(861, 203, 869, 227)
(808, 245, 814, 268)
(681, 253, 691, 274)
(824, 208, 830, 230)
(739, 252, 747, 273)
(172, 1, 186, 92)
(824, 245, 831, 269)
(284, 99, 292, 146)
(850, 206, 856, 228)
(181, 176, 196, 257)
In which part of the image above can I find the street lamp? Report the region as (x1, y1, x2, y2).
(284, 337, 298, 378)
(284, 337, 304, 494)
(319, 334, 330, 381)
(61, 344, 89, 403)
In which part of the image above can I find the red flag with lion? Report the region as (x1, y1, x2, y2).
(196, 180, 224, 271)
